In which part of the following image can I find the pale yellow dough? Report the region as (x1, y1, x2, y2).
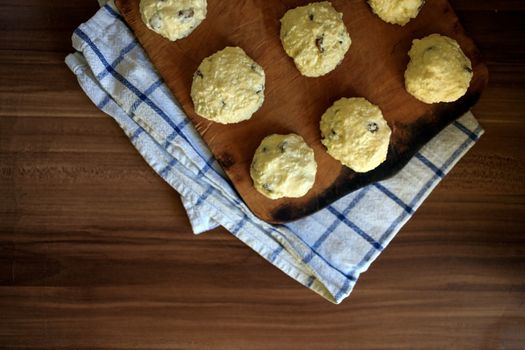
(140, 0, 207, 41)
(280, 1, 351, 77)
(368, 0, 424, 26)
(250, 134, 317, 200)
(320, 97, 391, 173)
(191, 47, 266, 124)
(405, 34, 473, 104)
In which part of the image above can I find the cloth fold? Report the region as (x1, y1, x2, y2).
(66, 1, 483, 303)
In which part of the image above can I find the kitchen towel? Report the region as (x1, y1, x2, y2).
(66, 1, 484, 303)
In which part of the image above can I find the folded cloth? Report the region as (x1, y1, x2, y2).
(66, 1, 484, 303)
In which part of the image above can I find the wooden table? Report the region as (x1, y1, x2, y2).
(1, 1, 524, 349)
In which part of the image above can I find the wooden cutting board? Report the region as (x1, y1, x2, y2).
(114, 0, 488, 223)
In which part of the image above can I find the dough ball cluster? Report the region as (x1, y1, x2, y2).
(139, 0, 475, 201)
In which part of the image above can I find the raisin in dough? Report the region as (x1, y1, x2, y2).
(250, 134, 317, 200)
(368, 0, 424, 26)
(320, 97, 391, 173)
(191, 47, 266, 124)
(405, 34, 473, 104)
(280, 2, 351, 77)
(140, 0, 207, 41)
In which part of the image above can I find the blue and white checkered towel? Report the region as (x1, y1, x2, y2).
(66, 1, 484, 303)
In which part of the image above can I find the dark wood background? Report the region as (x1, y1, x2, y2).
(0, 0, 524, 349)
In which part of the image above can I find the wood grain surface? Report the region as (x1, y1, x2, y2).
(0, 0, 524, 349)
(115, 0, 488, 223)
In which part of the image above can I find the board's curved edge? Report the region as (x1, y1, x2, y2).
(266, 82, 488, 224)
(269, 58, 489, 223)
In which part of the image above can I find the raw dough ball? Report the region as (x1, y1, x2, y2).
(368, 0, 424, 26)
(140, 0, 207, 41)
(405, 34, 473, 104)
(280, 1, 351, 77)
(250, 134, 317, 200)
(320, 97, 391, 173)
(191, 47, 266, 124)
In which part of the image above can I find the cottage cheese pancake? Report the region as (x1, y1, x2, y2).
(280, 2, 351, 77)
(250, 134, 317, 199)
(140, 0, 207, 41)
(368, 0, 424, 26)
(405, 34, 473, 104)
(320, 97, 391, 173)
(191, 47, 266, 124)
